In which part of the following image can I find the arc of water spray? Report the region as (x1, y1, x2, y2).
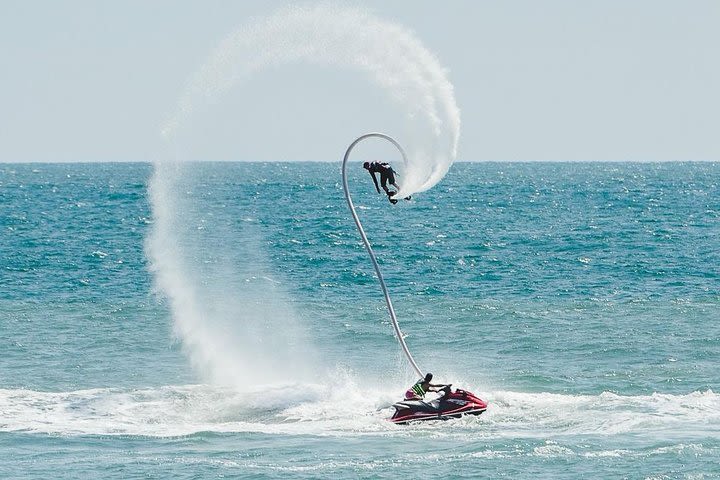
(149, 4, 460, 385)
(342, 133, 423, 379)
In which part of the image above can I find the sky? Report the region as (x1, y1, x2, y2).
(1, 0, 718, 163)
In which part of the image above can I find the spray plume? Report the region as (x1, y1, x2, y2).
(162, 3, 461, 196)
(148, 3, 461, 387)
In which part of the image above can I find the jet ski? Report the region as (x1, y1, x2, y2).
(390, 385, 488, 424)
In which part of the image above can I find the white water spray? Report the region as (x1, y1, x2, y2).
(4, 386, 720, 438)
(148, 3, 461, 387)
(147, 162, 316, 387)
(161, 3, 461, 198)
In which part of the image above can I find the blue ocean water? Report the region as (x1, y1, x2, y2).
(1, 162, 719, 478)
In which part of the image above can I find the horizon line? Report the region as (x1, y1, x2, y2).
(1, 159, 718, 165)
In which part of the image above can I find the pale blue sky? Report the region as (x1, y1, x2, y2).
(1, 0, 718, 162)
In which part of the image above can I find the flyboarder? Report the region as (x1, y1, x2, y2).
(363, 161, 410, 204)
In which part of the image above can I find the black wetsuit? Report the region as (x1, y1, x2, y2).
(366, 162, 397, 194)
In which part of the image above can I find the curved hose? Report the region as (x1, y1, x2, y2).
(341, 132, 423, 378)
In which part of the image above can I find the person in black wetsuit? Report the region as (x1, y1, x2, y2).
(363, 161, 409, 204)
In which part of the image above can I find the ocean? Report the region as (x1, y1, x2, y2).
(1, 161, 719, 478)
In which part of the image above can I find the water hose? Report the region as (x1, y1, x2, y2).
(341, 132, 423, 378)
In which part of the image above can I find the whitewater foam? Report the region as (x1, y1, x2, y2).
(482, 389, 720, 438)
(3, 386, 718, 440)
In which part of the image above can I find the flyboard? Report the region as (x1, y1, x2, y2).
(341, 133, 487, 424)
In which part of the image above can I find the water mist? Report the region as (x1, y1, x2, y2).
(147, 3, 461, 388)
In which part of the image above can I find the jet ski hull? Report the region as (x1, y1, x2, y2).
(390, 388, 487, 424)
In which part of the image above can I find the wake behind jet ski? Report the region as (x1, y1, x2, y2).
(390, 373, 487, 424)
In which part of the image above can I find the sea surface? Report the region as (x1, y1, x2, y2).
(1, 162, 719, 479)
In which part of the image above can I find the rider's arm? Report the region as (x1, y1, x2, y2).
(369, 172, 380, 193)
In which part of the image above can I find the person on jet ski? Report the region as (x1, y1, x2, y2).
(363, 161, 410, 204)
(404, 373, 447, 400)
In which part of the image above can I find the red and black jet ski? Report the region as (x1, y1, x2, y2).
(390, 385, 488, 424)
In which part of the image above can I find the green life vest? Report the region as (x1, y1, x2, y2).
(411, 382, 426, 398)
